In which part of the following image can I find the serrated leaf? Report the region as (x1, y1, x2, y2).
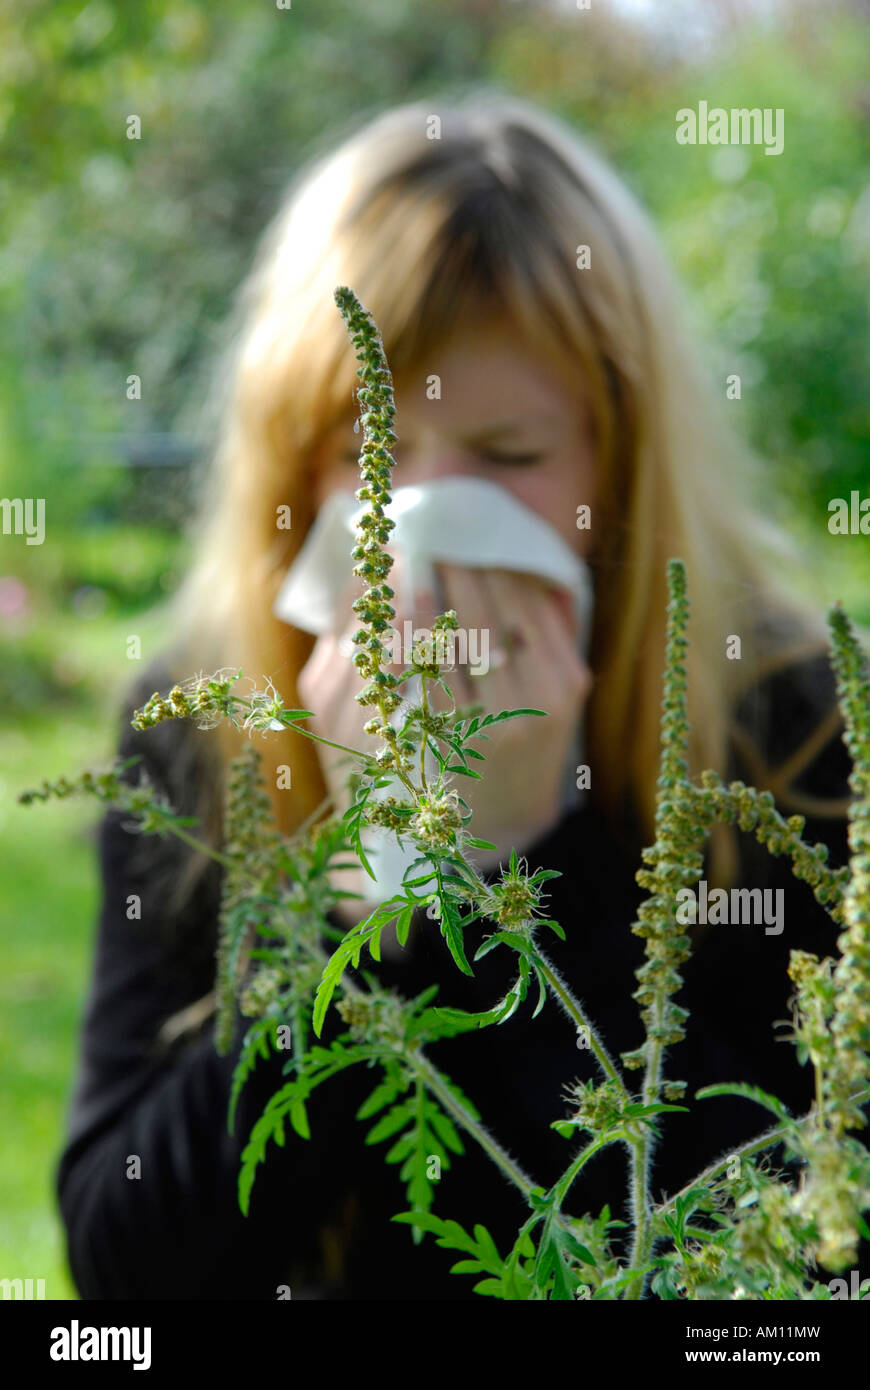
(472, 1224, 503, 1270)
(438, 894, 473, 976)
(228, 1019, 273, 1135)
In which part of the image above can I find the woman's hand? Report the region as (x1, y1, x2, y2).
(296, 577, 380, 923)
(414, 564, 593, 872)
(297, 562, 593, 921)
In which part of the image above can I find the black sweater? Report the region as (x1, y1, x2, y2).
(56, 651, 867, 1299)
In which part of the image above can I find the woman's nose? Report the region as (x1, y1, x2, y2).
(395, 448, 477, 485)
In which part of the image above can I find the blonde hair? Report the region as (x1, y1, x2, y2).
(161, 88, 838, 909)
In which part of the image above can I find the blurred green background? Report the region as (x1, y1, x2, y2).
(2, 0, 869, 1297)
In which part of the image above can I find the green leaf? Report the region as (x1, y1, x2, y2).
(423, 1004, 501, 1034)
(289, 1098, 310, 1140)
(435, 879, 474, 976)
(410, 983, 440, 1010)
(366, 1103, 412, 1145)
(531, 961, 547, 1018)
(540, 918, 566, 941)
(312, 896, 407, 1035)
(238, 1084, 295, 1215)
(528, 869, 562, 885)
(228, 1019, 273, 1135)
(472, 1278, 505, 1298)
(473, 708, 547, 734)
(238, 1040, 375, 1212)
(384, 1131, 416, 1164)
(430, 1109, 464, 1155)
(473, 1224, 503, 1269)
(622, 1102, 690, 1118)
(532, 1215, 591, 1300)
(357, 1078, 406, 1121)
(695, 1082, 794, 1124)
(395, 905, 414, 947)
(551, 1120, 577, 1139)
(560, 1232, 596, 1266)
(402, 855, 433, 876)
(474, 930, 529, 959)
(391, 1211, 447, 1235)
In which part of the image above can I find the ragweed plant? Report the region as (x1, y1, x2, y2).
(21, 287, 870, 1299)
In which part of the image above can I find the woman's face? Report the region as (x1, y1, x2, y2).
(311, 315, 598, 558)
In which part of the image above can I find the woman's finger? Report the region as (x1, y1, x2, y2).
(485, 569, 589, 704)
(433, 564, 497, 702)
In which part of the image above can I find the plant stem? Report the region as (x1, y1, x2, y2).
(534, 946, 627, 1093)
(291, 793, 337, 841)
(652, 1085, 870, 1223)
(625, 1136, 654, 1299)
(409, 1047, 538, 1201)
(158, 820, 238, 871)
(287, 721, 380, 766)
(625, 1021, 666, 1298)
(419, 674, 430, 792)
(552, 1133, 618, 1207)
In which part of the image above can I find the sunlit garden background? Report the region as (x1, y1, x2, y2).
(2, 0, 869, 1296)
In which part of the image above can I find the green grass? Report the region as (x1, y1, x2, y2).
(1, 531, 181, 1300)
(1, 710, 106, 1298)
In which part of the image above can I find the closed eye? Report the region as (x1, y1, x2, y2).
(342, 448, 545, 466)
(478, 449, 545, 466)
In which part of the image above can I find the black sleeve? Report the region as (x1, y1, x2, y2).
(54, 668, 365, 1300)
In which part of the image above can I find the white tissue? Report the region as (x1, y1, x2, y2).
(272, 477, 595, 900)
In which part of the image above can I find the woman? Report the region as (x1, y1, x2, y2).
(57, 90, 860, 1299)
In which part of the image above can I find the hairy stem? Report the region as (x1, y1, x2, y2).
(653, 1085, 870, 1222)
(408, 1047, 538, 1202)
(534, 947, 627, 1094)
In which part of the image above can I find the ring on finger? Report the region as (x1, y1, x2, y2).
(470, 626, 526, 676)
